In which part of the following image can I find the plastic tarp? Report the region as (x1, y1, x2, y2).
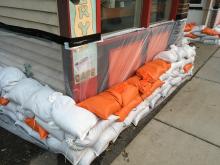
(64, 21, 177, 103)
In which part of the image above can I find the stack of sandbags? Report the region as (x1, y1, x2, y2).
(184, 23, 220, 45)
(0, 42, 196, 165)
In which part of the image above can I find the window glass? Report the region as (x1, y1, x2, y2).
(101, 0, 142, 33)
(150, 0, 172, 23)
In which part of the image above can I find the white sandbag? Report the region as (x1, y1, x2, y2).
(145, 88, 161, 104)
(149, 93, 161, 108)
(192, 31, 207, 37)
(182, 45, 196, 58)
(169, 77, 182, 86)
(93, 126, 118, 156)
(52, 95, 98, 140)
(133, 106, 150, 126)
(0, 67, 26, 93)
(35, 117, 65, 141)
(161, 84, 172, 97)
(5, 78, 42, 105)
(46, 136, 86, 165)
(23, 86, 61, 122)
(1, 108, 17, 121)
(15, 111, 25, 121)
(73, 115, 118, 148)
(171, 45, 187, 61)
(78, 148, 96, 165)
(15, 121, 47, 145)
(123, 101, 148, 126)
(111, 122, 128, 142)
(191, 25, 205, 32)
(154, 49, 178, 62)
(202, 35, 219, 40)
(214, 25, 220, 33)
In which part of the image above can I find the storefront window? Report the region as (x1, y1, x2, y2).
(150, 0, 172, 24)
(101, 0, 142, 33)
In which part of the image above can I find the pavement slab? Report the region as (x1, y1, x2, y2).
(155, 77, 220, 146)
(196, 57, 220, 83)
(112, 120, 220, 165)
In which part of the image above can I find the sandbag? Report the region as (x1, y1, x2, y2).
(202, 27, 219, 36)
(15, 121, 47, 145)
(52, 95, 98, 140)
(46, 136, 87, 165)
(78, 148, 96, 165)
(149, 93, 161, 108)
(107, 82, 140, 107)
(78, 92, 121, 120)
(93, 126, 118, 156)
(114, 96, 142, 122)
(35, 117, 65, 141)
(5, 78, 42, 106)
(136, 59, 171, 82)
(0, 97, 9, 106)
(73, 115, 118, 148)
(0, 67, 26, 93)
(1, 108, 17, 121)
(161, 84, 172, 97)
(153, 49, 178, 62)
(23, 86, 60, 122)
(169, 77, 183, 86)
(25, 118, 48, 139)
(133, 106, 150, 126)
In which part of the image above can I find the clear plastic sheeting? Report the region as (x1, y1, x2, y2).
(64, 21, 177, 103)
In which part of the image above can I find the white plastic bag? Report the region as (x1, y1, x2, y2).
(0, 67, 26, 93)
(23, 86, 61, 122)
(5, 78, 42, 105)
(52, 95, 98, 140)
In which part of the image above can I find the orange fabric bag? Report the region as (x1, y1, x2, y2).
(114, 96, 142, 122)
(139, 80, 153, 94)
(25, 118, 48, 139)
(136, 59, 171, 82)
(126, 76, 141, 88)
(0, 97, 9, 106)
(202, 28, 219, 36)
(141, 80, 164, 100)
(185, 33, 199, 39)
(78, 92, 121, 120)
(183, 63, 193, 73)
(107, 82, 140, 107)
(184, 23, 196, 32)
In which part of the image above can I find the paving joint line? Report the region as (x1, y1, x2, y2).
(194, 76, 220, 85)
(153, 118, 220, 149)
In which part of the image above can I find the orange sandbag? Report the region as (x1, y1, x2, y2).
(107, 82, 140, 107)
(185, 33, 199, 39)
(141, 80, 164, 100)
(139, 80, 153, 94)
(114, 96, 142, 122)
(183, 63, 193, 73)
(0, 97, 9, 106)
(202, 28, 219, 36)
(184, 23, 196, 32)
(126, 76, 141, 88)
(136, 59, 171, 82)
(25, 118, 48, 139)
(78, 92, 121, 120)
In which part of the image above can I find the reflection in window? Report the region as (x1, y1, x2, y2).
(101, 0, 142, 33)
(150, 0, 172, 23)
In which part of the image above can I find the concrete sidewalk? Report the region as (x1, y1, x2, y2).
(0, 43, 219, 165)
(112, 43, 220, 165)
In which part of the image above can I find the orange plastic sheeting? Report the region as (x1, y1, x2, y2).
(185, 33, 199, 39)
(78, 92, 121, 120)
(146, 32, 170, 62)
(25, 118, 48, 139)
(108, 41, 142, 87)
(141, 80, 164, 100)
(107, 82, 140, 107)
(184, 23, 196, 32)
(114, 96, 142, 122)
(202, 28, 219, 36)
(136, 60, 171, 82)
(183, 63, 193, 73)
(0, 97, 9, 106)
